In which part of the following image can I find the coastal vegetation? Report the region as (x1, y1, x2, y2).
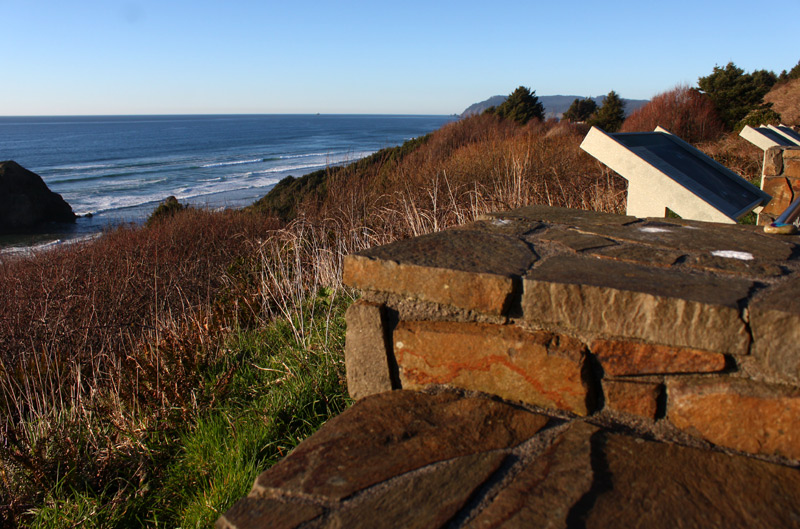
(587, 90, 626, 132)
(562, 97, 597, 123)
(0, 210, 355, 527)
(562, 91, 627, 132)
(620, 84, 724, 144)
(145, 195, 186, 227)
(697, 62, 778, 130)
(1, 59, 795, 526)
(485, 86, 545, 125)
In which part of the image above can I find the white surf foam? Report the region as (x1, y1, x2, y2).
(201, 158, 263, 168)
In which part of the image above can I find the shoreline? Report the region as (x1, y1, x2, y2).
(0, 182, 278, 254)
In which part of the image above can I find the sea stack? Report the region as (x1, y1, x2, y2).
(0, 160, 76, 233)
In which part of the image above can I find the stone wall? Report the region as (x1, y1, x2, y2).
(759, 145, 800, 225)
(342, 205, 800, 462)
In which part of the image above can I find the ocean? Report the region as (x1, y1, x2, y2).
(0, 114, 454, 249)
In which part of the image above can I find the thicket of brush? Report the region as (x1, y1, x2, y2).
(0, 110, 761, 527)
(254, 114, 628, 230)
(620, 84, 724, 144)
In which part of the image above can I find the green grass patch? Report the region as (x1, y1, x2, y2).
(23, 293, 352, 528)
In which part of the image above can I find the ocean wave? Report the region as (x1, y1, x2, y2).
(279, 152, 333, 159)
(47, 158, 178, 174)
(49, 167, 177, 185)
(50, 162, 117, 171)
(201, 158, 263, 168)
(262, 162, 328, 174)
(57, 150, 379, 214)
(77, 176, 282, 215)
(0, 233, 103, 257)
(48, 173, 118, 185)
(289, 150, 374, 162)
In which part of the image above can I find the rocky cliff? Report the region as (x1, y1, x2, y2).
(0, 160, 76, 233)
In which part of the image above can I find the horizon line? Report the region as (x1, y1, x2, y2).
(0, 112, 459, 119)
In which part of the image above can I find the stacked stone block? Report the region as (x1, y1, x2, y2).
(759, 145, 800, 225)
(342, 205, 800, 461)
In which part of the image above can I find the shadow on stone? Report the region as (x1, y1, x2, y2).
(564, 431, 612, 529)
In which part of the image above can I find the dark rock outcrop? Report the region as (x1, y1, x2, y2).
(0, 160, 76, 233)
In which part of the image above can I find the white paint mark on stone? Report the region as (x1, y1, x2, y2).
(711, 250, 754, 261)
(639, 227, 672, 233)
(396, 341, 404, 349)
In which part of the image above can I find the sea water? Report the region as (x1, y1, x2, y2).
(0, 114, 453, 248)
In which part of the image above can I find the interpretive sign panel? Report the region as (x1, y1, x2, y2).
(581, 126, 771, 223)
(768, 125, 800, 146)
(740, 125, 799, 150)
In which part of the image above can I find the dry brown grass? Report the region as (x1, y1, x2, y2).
(0, 209, 281, 522)
(764, 77, 800, 126)
(0, 209, 279, 363)
(310, 115, 626, 240)
(698, 133, 764, 185)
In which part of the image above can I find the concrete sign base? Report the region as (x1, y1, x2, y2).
(581, 127, 771, 223)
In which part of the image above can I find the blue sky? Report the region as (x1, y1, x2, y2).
(2, 0, 798, 115)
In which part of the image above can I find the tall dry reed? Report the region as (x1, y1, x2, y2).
(310, 116, 626, 242)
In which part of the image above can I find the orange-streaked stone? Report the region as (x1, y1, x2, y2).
(394, 321, 591, 415)
(603, 379, 661, 419)
(592, 339, 726, 376)
(667, 377, 800, 460)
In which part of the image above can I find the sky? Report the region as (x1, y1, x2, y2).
(2, 0, 799, 116)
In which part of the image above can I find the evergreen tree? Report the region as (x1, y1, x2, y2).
(778, 60, 800, 82)
(589, 91, 625, 132)
(697, 62, 777, 130)
(563, 98, 597, 122)
(787, 60, 800, 80)
(493, 86, 545, 125)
